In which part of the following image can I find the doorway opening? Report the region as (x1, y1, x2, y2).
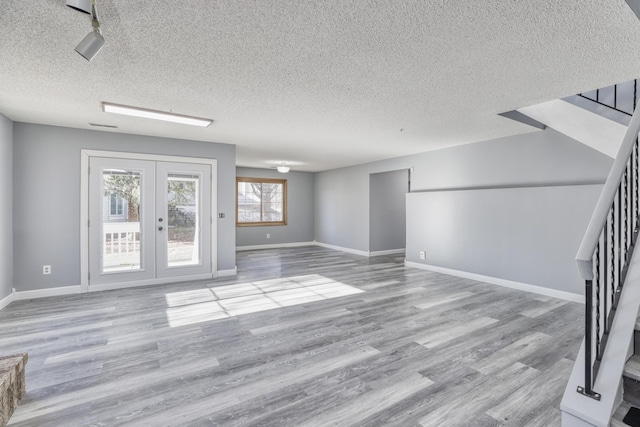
(369, 169, 410, 255)
(80, 150, 217, 292)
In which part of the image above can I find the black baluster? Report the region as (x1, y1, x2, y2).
(595, 241, 602, 360)
(617, 186, 623, 313)
(611, 203, 616, 308)
(603, 217, 609, 335)
(632, 140, 640, 234)
(578, 280, 600, 400)
(632, 145, 637, 240)
(625, 166, 629, 260)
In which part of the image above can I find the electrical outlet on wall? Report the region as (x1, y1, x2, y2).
(43, 265, 51, 275)
(419, 250, 426, 260)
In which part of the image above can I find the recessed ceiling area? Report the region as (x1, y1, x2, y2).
(2, 1, 640, 172)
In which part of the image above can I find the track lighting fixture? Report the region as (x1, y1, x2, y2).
(68, 0, 104, 61)
(76, 31, 104, 61)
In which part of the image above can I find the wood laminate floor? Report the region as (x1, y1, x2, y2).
(1, 247, 583, 426)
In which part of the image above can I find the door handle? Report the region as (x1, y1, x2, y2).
(158, 226, 163, 231)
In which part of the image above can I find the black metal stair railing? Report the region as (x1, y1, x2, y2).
(575, 103, 640, 400)
(578, 79, 640, 117)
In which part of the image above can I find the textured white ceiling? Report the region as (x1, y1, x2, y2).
(2, 1, 640, 171)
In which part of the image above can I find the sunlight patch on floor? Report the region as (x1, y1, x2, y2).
(164, 274, 364, 327)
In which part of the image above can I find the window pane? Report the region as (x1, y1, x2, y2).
(238, 182, 262, 222)
(109, 194, 124, 216)
(262, 183, 283, 222)
(110, 193, 117, 215)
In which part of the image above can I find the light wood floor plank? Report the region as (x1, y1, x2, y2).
(471, 331, 553, 375)
(486, 358, 574, 425)
(419, 362, 540, 426)
(299, 373, 433, 427)
(0, 246, 583, 426)
(416, 316, 499, 348)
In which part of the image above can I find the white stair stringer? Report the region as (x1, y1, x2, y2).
(560, 246, 640, 426)
(518, 99, 626, 159)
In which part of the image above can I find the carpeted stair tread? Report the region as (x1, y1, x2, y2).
(625, 355, 640, 382)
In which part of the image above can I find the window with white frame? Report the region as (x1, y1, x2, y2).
(109, 193, 124, 216)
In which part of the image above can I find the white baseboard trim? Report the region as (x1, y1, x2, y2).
(314, 242, 370, 257)
(15, 285, 82, 301)
(88, 274, 214, 293)
(369, 249, 405, 257)
(8, 271, 237, 302)
(236, 242, 404, 258)
(404, 261, 584, 303)
(0, 290, 15, 311)
(217, 267, 238, 277)
(236, 242, 316, 251)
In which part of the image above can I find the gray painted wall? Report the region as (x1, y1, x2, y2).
(236, 167, 314, 247)
(370, 169, 408, 252)
(406, 184, 602, 294)
(317, 128, 610, 253)
(13, 123, 236, 292)
(315, 166, 371, 251)
(407, 129, 612, 191)
(315, 128, 612, 294)
(0, 115, 12, 301)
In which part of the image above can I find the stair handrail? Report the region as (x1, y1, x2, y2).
(575, 101, 640, 400)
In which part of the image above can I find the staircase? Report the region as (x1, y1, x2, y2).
(558, 79, 640, 425)
(611, 323, 640, 426)
(517, 98, 626, 159)
(512, 80, 640, 162)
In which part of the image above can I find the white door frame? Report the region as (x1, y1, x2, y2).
(80, 149, 218, 293)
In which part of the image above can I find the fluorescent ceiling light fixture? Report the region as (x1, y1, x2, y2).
(102, 102, 213, 127)
(277, 163, 290, 173)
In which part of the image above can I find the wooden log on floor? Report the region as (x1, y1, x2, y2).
(0, 353, 28, 427)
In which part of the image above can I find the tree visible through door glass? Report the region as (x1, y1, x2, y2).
(102, 169, 142, 272)
(167, 173, 200, 267)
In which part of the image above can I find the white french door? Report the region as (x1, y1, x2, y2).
(87, 155, 213, 287)
(156, 161, 212, 278)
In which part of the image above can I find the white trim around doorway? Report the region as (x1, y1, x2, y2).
(80, 149, 218, 293)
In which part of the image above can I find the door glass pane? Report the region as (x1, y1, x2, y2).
(167, 173, 200, 267)
(102, 169, 142, 272)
